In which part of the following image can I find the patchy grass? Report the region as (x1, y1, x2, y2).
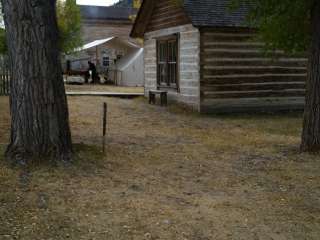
(0, 96, 320, 239)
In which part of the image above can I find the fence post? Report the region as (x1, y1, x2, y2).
(4, 67, 7, 95)
(6, 67, 9, 95)
(0, 73, 2, 96)
(102, 102, 107, 153)
(0, 58, 3, 95)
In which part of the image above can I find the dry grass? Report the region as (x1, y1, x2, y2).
(64, 84, 144, 93)
(0, 96, 320, 240)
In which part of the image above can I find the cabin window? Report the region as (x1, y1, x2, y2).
(103, 57, 109, 67)
(157, 35, 179, 90)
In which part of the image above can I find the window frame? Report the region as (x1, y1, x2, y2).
(156, 34, 180, 91)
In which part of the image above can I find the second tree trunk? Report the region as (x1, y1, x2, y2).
(301, 1, 320, 152)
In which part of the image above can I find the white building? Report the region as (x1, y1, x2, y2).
(66, 37, 144, 87)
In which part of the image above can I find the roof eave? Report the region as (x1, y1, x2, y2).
(130, 0, 156, 38)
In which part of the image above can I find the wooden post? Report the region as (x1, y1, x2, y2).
(1, 59, 4, 95)
(96, 46, 99, 67)
(102, 102, 107, 153)
(0, 74, 3, 96)
(4, 68, 7, 95)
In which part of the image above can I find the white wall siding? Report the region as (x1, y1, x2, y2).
(144, 24, 200, 111)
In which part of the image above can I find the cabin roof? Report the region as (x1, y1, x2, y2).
(130, 0, 252, 38)
(79, 5, 137, 21)
(184, 0, 251, 27)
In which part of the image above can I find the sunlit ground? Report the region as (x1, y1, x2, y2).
(0, 96, 319, 239)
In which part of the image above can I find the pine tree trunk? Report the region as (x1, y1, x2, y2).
(2, 0, 73, 163)
(301, 1, 320, 152)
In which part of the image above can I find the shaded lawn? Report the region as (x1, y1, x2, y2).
(0, 96, 319, 240)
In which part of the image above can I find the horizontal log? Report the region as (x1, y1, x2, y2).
(146, 0, 190, 33)
(201, 49, 292, 59)
(201, 82, 306, 92)
(202, 57, 308, 67)
(201, 73, 307, 84)
(152, 8, 183, 19)
(150, 12, 187, 25)
(200, 97, 305, 113)
(201, 33, 256, 43)
(203, 66, 306, 76)
(201, 27, 256, 34)
(203, 89, 305, 99)
(147, 17, 189, 32)
(155, 0, 174, 8)
(202, 41, 265, 50)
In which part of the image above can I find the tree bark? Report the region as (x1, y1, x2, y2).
(2, 0, 73, 163)
(301, 1, 320, 152)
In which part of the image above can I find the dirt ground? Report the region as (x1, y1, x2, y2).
(65, 84, 144, 93)
(0, 96, 319, 240)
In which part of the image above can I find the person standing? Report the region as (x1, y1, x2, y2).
(87, 61, 98, 83)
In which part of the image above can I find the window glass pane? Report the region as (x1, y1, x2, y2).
(157, 36, 178, 87)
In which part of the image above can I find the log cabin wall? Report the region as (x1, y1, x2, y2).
(200, 28, 308, 113)
(144, 24, 201, 110)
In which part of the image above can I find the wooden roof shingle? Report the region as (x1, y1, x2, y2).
(184, 0, 251, 27)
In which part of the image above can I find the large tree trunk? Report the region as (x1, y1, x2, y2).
(2, 0, 73, 163)
(301, 1, 320, 152)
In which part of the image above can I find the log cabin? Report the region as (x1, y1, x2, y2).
(130, 0, 308, 113)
